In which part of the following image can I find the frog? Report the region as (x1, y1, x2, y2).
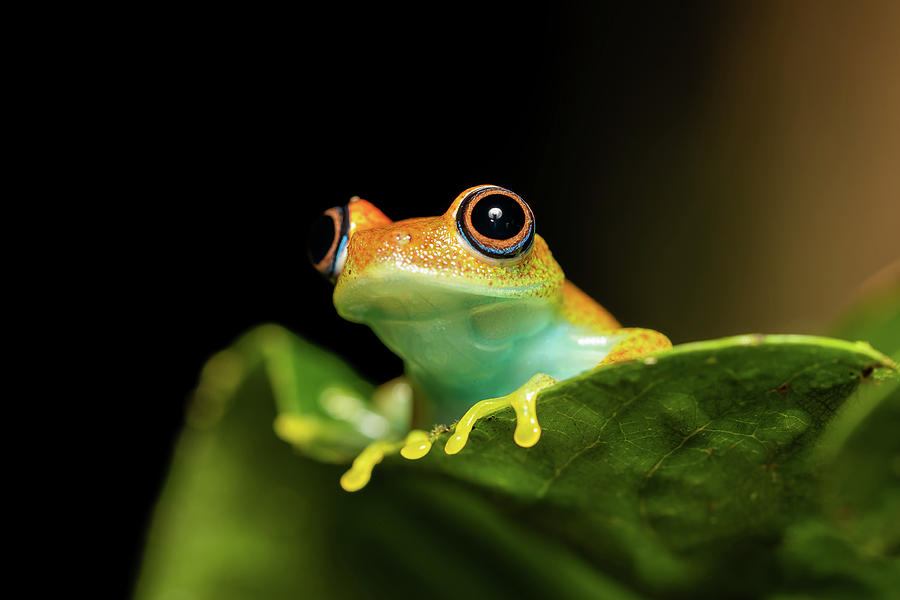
(304, 185, 672, 491)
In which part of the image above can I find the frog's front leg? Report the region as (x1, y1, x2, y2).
(339, 331, 671, 491)
(444, 373, 558, 454)
(340, 428, 438, 491)
(598, 327, 672, 365)
(339, 374, 559, 491)
(438, 330, 670, 456)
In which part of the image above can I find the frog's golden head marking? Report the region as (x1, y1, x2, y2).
(308, 186, 566, 323)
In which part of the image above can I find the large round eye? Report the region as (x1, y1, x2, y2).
(456, 186, 535, 259)
(308, 205, 349, 280)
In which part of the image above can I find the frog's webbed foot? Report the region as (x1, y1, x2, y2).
(338, 374, 557, 491)
(444, 373, 557, 455)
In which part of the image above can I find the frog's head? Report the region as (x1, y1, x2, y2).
(309, 185, 565, 317)
(308, 186, 566, 378)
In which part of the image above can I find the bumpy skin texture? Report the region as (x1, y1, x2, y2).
(331, 187, 671, 423)
(337, 193, 564, 304)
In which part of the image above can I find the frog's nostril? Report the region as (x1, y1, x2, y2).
(308, 205, 349, 280)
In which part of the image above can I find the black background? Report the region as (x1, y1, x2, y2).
(115, 3, 817, 595)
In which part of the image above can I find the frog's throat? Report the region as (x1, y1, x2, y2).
(338, 373, 558, 492)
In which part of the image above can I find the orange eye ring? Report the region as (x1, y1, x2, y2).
(456, 186, 535, 259)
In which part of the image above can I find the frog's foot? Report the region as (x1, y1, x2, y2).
(339, 439, 396, 492)
(339, 374, 558, 491)
(598, 328, 672, 365)
(399, 429, 434, 459)
(340, 429, 434, 492)
(445, 373, 558, 455)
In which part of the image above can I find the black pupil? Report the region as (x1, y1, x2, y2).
(308, 213, 337, 264)
(471, 194, 526, 240)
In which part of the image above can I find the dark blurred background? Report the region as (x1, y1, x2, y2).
(123, 2, 900, 595)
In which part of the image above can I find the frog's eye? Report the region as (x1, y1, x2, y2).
(308, 205, 349, 280)
(456, 186, 535, 260)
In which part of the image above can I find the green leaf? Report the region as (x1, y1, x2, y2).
(135, 331, 895, 599)
(763, 276, 900, 600)
(769, 276, 900, 599)
(773, 377, 900, 600)
(184, 325, 410, 464)
(384, 335, 893, 596)
(829, 274, 900, 358)
(135, 334, 644, 600)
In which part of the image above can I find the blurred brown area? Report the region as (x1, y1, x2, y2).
(545, 2, 900, 343)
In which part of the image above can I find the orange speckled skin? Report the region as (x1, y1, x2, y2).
(337, 191, 564, 304)
(330, 187, 671, 420)
(346, 196, 392, 234)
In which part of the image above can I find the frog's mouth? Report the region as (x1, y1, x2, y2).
(333, 270, 553, 325)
